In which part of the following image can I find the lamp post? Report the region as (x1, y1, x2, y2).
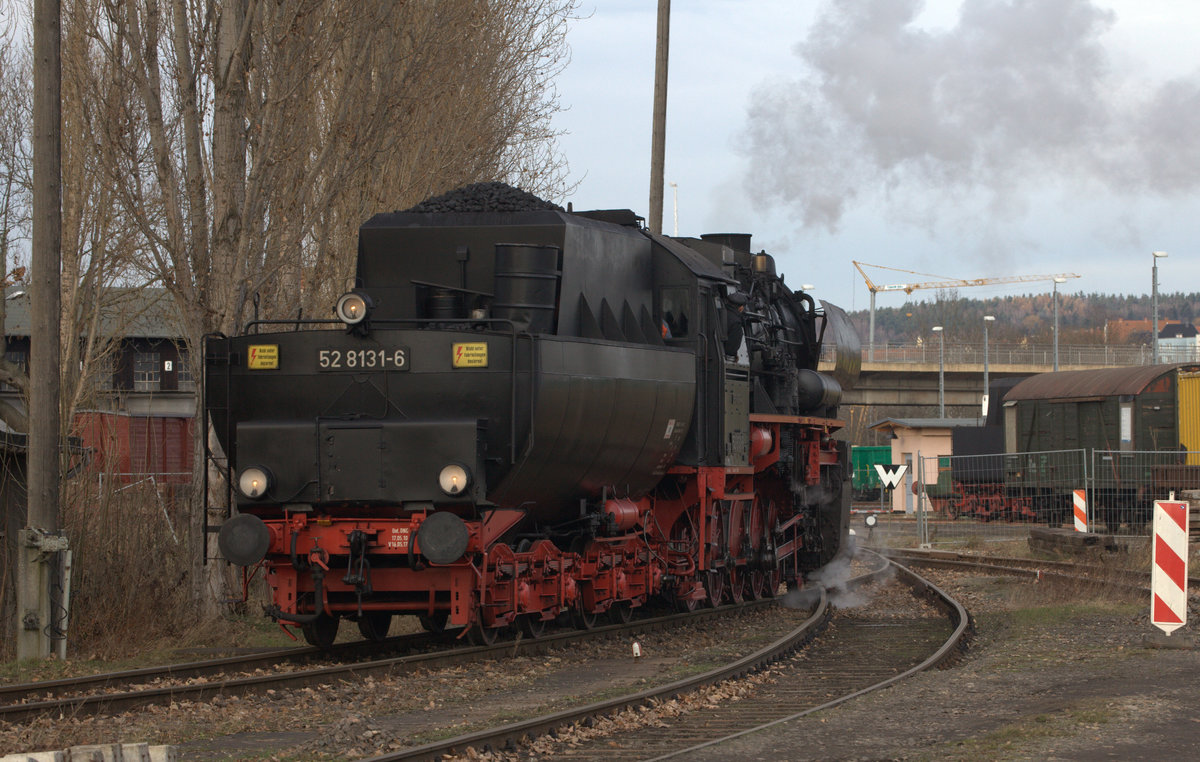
(932, 325, 944, 418)
(983, 315, 994, 414)
(1052, 276, 1067, 371)
(669, 182, 678, 236)
(1153, 251, 1168, 364)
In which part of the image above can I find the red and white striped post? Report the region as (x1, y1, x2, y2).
(1151, 499, 1189, 635)
(1072, 489, 1087, 533)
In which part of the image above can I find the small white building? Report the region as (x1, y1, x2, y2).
(1159, 323, 1200, 363)
(868, 417, 984, 513)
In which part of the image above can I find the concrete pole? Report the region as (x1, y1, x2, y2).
(868, 291, 876, 362)
(1152, 251, 1167, 364)
(20, 0, 64, 660)
(1053, 280, 1060, 372)
(983, 315, 994, 414)
(648, 0, 669, 234)
(932, 326, 944, 418)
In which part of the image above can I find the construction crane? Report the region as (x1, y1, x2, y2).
(852, 261, 1082, 361)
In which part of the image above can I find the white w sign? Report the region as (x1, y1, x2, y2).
(874, 464, 909, 490)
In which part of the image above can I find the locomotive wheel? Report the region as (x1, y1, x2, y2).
(571, 601, 598, 630)
(726, 501, 748, 605)
(419, 611, 449, 635)
(467, 622, 503, 646)
(747, 569, 767, 600)
(727, 567, 746, 604)
(519, 614, 547, 639)
(301, 613, 339, 649)
(356, 612, 392, 642)
(761, 569, 781, 598)
(609, 601, 633, 624)
(674, 584, 701, 613)
(703, 569, 726, 607)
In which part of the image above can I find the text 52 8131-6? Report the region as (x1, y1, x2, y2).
(317, 347, 409, 371)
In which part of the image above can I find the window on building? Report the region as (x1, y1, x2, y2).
(4, 349, 26, 373)
(177, 351, 195, 391)
(3, 349, 26, 390)
(92, 354, 114, 391)
(134, 352, 161, 391)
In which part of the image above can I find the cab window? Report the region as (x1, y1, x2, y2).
(660, 287, 691, 338)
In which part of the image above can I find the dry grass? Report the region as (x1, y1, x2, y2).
(60, 473, 198, 659)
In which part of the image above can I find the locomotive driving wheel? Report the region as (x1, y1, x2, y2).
(703, 569, 726, 607)
(726, 501, 749, 604)
(703, 507, 727, 606)
(745, 497, 769, 600)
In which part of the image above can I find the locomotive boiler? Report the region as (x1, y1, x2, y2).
(206, 183, 855, 646)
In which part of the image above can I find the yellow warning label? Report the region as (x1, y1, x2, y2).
(247, 345, 279, 370)
(452, 342, 488, 368)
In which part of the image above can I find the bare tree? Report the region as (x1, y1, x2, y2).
(0, 16, 31, 428)
(69, 0, 576, 614)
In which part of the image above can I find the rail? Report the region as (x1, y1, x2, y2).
(0, 599, 778, 725)
(367, 550, 959, 762)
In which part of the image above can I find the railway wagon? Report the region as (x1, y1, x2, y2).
(930, 365, 1200, 525)
(850, 445, 890, 500)
(206, 183, 856, 646)
(1003, 364, 1200, 457)
(1006, 363, 1200, 525)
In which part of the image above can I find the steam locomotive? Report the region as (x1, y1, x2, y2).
(206, 183, 856, 647)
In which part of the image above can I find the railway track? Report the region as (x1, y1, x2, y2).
(361, 551, 966, 762)
(0, 599, 779, 725)
(882, 547, 1200, 593)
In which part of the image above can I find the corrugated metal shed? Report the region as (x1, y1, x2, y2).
(1004, 364, 1200, 402)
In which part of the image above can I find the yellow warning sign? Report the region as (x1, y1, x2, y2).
(452, 342, 488, 368)
(247, 345, 279, 370)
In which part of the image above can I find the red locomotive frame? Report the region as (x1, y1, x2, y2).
(247, 415, 843, 642)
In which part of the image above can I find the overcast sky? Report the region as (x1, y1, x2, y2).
(551, 0, 1200, 312)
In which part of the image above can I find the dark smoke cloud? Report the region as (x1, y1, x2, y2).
(742, 0, 1200, 232)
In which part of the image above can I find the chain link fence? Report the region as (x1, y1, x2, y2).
(856, 449, 1200, 549)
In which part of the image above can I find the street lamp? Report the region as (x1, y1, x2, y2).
(1153, 251, 1168, 364)
(932, 325, 944, 418)
(669, 182, 679, 236)
(1052, 277, 1067, 371)
(983, 315, 995, 415)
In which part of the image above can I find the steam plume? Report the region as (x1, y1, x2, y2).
(742, 0, 1200, 232)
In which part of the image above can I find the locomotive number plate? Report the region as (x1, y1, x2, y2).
(317, 347, 409, 371)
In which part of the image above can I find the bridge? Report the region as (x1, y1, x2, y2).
(821, 341, 1176, 416)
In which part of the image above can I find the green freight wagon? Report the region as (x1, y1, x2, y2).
(850, 445, 892, 500)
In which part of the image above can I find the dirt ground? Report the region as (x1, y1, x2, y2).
(5, 566, 1196, 761)
(685, 570, 1200, 762)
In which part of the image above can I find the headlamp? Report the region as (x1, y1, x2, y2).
(335, 291, 373, 326)
(438, 464, 471, 496)
(238, 466, 273, 500)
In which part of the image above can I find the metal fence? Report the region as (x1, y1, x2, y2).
(857, 449, 1200, 549)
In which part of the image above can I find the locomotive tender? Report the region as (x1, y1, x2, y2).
(207, 183, 854, 646)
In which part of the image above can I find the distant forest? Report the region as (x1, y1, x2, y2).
(844, 291, 1200, 345)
